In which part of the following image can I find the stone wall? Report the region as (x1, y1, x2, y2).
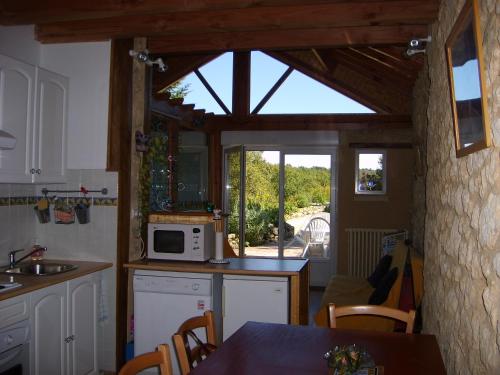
(411, 60, 429, 253)
(412, 0, 500, 374)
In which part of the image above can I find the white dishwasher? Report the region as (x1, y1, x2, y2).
(133, 270, 221, 375)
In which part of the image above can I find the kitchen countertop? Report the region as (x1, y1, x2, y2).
(0, 259, 112, 301)
(126, 257, 310, 325)
(125, 257, 308, 276)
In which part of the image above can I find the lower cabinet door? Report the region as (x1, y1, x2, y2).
(30, 274, 100, 375)
(67, 274, 99, 375)
(30, 283, 67, 375)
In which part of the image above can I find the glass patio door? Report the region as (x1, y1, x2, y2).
(282, 150, 336, 285)
(224, 146, 243, 256)
(224, 146, 337, 281)
(282, 153, 332, 258)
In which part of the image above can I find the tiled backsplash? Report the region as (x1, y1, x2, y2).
(0, 169, 118, 371)
(0, 170, 118, 263)
(0, 184, 37, 258)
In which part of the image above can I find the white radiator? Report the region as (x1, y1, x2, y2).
(346, 228, 407, 277)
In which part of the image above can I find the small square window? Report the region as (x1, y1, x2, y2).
(355, 150, 386, 195)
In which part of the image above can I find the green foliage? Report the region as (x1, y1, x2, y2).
(284, 165, 330, 214)
(358, 154, 384, 191)
(227, 151, 330, 246)
(244, 204, 278, 246)
(162, 80, 190, 99)
(358, 168, 383, 191)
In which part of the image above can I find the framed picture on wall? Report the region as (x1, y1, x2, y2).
(445, 0, 491, 157)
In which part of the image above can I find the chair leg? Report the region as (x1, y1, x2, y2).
(301, 244, 310, 257)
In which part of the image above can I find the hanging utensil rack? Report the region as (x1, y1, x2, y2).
(41, 187, 108, 196)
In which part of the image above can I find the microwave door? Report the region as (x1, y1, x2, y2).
(154, 230, 185, 254)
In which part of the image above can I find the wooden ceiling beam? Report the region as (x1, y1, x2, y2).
(147, 25, 427, 55)
(205, 114, 412, 131)
(232, 52, 251, 116)
(348, 47, 419, 80)
(1, 0, 439, 26)
(370, 46, 423, 73)
(34, 1, 437, 43)
(311, 49, 329, 72)
(320, 49, 414, 93)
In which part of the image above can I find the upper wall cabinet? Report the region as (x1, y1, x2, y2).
(0, 54, 34, 182)
(33, 68, 67, 183)
(0, 54, 67, 183)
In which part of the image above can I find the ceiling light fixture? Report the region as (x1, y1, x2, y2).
(129, 49, 168, 73)
(405, 36, 432, 57)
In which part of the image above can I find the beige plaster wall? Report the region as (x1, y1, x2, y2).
(336, 129, 414, 274)
(412, 0, 500, 373)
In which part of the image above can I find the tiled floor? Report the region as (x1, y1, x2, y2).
(309, 288, 324, 326)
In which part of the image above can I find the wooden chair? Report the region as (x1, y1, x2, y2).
(328, 303, 416, 334)
(119, 344, 173, 375)
(172, 310, 217, 375)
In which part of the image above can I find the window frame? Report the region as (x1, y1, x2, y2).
(354, 149, 387, 195)
(223, 145, 337, 260)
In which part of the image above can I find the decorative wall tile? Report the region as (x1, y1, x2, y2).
(0, 196, 118, 206)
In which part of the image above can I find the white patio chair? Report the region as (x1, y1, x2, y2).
(301, 217, 330, 258)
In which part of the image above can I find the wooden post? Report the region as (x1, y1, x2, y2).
(118, 37, 148, 370)
(129, 37, 148, 261)
(232, 51, 251, 116)
(208, 130, 222, 208)
(110, 38, 133, 370)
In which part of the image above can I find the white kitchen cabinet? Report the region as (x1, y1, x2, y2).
(0, 54, 35, 182)
(30, 273, 99, 375)
(30, 282, 67, 375)
(0, 54, 67, 183)
(32, 67, 67, 183)
(67, 273, 99, 375)
(222, 275, 289, 341)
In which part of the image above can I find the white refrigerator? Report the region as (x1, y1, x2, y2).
(222, 275, 289, 341)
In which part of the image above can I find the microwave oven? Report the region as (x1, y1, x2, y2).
(147, 222, 214, 262)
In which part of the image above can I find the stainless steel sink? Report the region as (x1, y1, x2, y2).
(3, 263, 78, 276)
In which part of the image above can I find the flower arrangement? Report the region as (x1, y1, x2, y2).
(324, 345, 362, 375)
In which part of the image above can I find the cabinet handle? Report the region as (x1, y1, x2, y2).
(36, 169, 41, 174)
(64, 335, 75, 343)
(30, 168, 36, 174)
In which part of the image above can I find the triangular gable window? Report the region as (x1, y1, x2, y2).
(181, 52, 233, 114)
(179, 51, 372, 114)
(251, 51, 373, 114)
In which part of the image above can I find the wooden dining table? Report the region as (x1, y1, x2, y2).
(189, 321, 446, 375)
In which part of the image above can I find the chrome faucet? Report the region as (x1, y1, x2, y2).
(8, 247, 47, 269)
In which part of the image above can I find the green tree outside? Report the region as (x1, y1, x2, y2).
(228, 151, 330, 246)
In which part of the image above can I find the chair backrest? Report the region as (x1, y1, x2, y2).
(304, 217, 330, 243)
(172, 310, 217, 375)
(328, 303, 416, 334)
(119, 344, 173, 375)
